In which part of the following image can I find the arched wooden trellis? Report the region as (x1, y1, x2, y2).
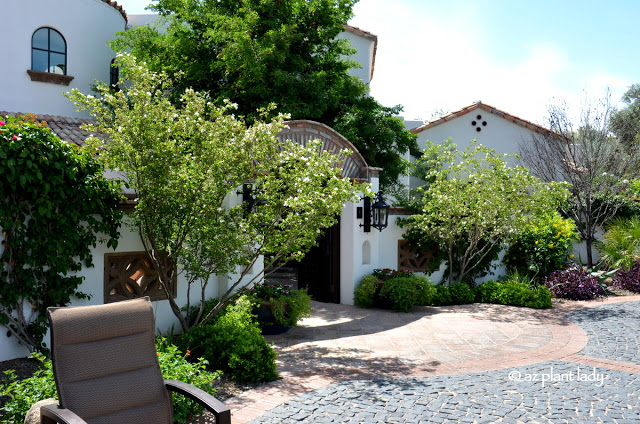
(276, 120, 376, 180)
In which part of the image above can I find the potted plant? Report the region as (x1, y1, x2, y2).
(243, 283, 312, 334)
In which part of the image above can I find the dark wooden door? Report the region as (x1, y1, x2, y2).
(297, 219, 340, 303)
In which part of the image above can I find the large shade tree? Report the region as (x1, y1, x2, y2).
(111, 0, 417, 189)
(521, 95, 640, 267)
(68, 54, 363, 331)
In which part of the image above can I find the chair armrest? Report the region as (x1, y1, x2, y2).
(40, 404, 87, 424)
(165, 379, 231, 424)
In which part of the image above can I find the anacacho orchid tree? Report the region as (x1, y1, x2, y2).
(68, 54, 364, 331)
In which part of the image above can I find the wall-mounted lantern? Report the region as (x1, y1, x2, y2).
(358, 191, 390, 232)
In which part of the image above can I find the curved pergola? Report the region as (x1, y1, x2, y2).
(277, 120, 378, 181)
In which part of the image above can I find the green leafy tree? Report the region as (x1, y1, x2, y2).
(610, 84, 640, 147)
(111, 0, 417, 188)
(0, 116, 122, 353)
(521, 95, 640, 267)
(404, 140, 569, 285)
(67, 54, 362, 332)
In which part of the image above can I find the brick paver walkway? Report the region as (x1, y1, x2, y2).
(200, 295, 640, 423)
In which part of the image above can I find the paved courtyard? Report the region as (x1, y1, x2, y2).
(216, 296, 640, 423)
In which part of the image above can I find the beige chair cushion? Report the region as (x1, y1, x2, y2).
(47, 297, 173, 424)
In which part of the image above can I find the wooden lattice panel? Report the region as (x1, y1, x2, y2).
(397, 240, 440, 273)
(104, 252, 176, 303)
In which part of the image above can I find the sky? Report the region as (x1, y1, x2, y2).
(117, 0, 639, 125)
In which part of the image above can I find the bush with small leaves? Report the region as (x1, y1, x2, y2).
(178, 296, 278, 383)
(611, 262, 640, 293)
(378, 276, 434, 312)
(354, 275, 380, 308)
(474, 280, 501, 303)
(543, 266, 605, 300)
(430, 284, 453, 306)
(449, 282, 475, 304)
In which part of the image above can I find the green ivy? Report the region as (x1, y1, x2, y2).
(0, 115, 122, 353)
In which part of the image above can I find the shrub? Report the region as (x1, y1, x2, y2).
(474, 280, 501, 303)
(430, 284, 453, 306)
(354, 275, 380, 308)
(0, 343, 219, 424)
(543, 266, 606, 300)
(597, 216, 640, 269)
(448, 281, 475, 304)
(378, 276, 435, 312)
(373, 268, 414, 281)
(430, 282, 474, 306)
(178, 296, 278, 383)
(612, 262, 640, 293)
(505, 212, 579, 279)
(155, 338, 222, 423)
(494, 282, 552, 309)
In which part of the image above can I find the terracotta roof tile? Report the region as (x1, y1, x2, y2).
(103, 0, 128, 23)
(0, 111, 97, 147)
(411, 101, 556, 137)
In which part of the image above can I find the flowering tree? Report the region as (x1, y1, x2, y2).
(403, 140, 569, 285)
(68, 54, 363, 331)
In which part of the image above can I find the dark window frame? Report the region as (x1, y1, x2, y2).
(31, 27, 67, 75)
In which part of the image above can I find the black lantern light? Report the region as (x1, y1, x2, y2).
(371, 191, 390, 231)
(358, 191, 390, 232)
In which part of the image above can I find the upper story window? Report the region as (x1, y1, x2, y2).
(32, 27, 67, 75)
(28, 27, 73, 85)
(110, 58, 120, 88)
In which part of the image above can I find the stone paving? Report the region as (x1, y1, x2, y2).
(216, 296, 640, 423)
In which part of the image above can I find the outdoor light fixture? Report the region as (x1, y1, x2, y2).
(359, 191, 390, 232)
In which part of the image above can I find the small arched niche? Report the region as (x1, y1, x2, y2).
(362, 240, 371, 265)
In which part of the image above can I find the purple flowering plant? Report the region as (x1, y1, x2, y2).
(612, 262, 640, 293)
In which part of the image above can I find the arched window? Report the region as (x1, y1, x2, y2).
(32, 27, 67, 75)
(110, 58, 119, 88)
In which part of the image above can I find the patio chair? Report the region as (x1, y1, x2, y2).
(39, 297, 231, 424)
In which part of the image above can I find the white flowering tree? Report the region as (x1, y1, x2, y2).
(68, 54, 362, 331)
(404, 140, 569, 285)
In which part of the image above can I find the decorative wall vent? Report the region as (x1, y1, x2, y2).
(397, 240, 440, 273)
(471, 114, 488, 132)
(104, 252, 176, 303)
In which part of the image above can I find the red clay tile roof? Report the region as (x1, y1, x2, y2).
(343, 24, 377, 82)
(103, 0, 128, 23)
(0, 111, 96, 147)
(411, 101, 555, 137)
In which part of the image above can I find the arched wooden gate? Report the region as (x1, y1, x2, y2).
(275, 120, 371, 303)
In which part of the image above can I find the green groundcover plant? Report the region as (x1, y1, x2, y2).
(0, 341, 219, 424)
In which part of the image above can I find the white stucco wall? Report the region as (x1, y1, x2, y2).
(337, 30, 375, 86)
(413, 110, 537, 164)
(3, 0, 125, 117)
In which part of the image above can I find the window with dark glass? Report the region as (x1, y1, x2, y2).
(110, 58, 119, 88)
(32, 27, 67, 75)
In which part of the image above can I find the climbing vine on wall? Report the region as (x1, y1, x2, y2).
(0, 115, 122, 354)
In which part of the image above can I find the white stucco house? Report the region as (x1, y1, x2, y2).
(0, 0, 389, 361)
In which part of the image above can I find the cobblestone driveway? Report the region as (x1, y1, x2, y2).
(217, 298, 640, 424)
